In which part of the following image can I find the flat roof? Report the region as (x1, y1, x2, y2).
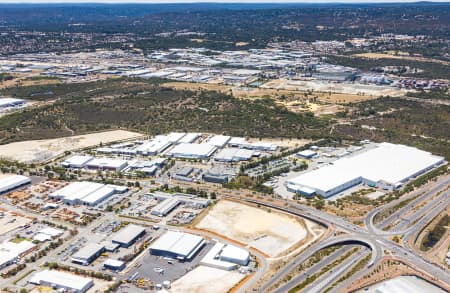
(51, 181, 119, 205)
(168, 143, 217, 158)
(0, 175, 30, 193)
(206, 135, 231, 147)
(29, 270, 93, 292)
(72, 243, 104, 261)
(62, 155, 93, 167)
(150, 231, 204, 258)
(220, 244, 249, 262)
(288, 143, 444, 193)
(112, 224, 145, 245)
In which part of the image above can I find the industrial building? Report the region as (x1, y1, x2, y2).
(202, 171, 229, 184)
(71, 243, 105, 265)
(29, 270, 94, 293)
(50, 181, 126, 206)
(214, 148, 256, 162)
(61, 155, 93, 168)
(33, 227, 63, 242)
(228, 137, 277, 151)
(167, 143, 217, 159)
(287, 143, 445, 198)
(86, 157, 128, 171)
(296, 150, 317, 159)
(0, 240, 36, 269)
(149, 231, 205, 261)
(0, 175, 31, 194)
(206, 135, 231, 148)
(111, 224, 146, 248)
(151, 191, 211, 208)
(200, 242, 250, 271)
(219, 244, 250, 265)
(103, 259, 125, 271)
(151, 197, 181, 217)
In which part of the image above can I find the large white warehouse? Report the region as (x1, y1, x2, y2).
(149, 231, 205, 261)
(167, 143, 217, 159)
(50, 181, 126, 206)
(0, 175, 31, 194)
(287, 143, 445, 198)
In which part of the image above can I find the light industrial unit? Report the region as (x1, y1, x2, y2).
(111, 224, 146, 248)
(287, 143, 445, 198)
(71, 243, 105, 265)
(149, 231, 205, 261)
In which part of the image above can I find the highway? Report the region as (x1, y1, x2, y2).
(272, 246, 357, 293)
(231, 174, 450, 293)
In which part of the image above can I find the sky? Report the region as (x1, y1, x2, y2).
(0, 0, 448, 3)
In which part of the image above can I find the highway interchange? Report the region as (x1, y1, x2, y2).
(233, 174, 450, 293)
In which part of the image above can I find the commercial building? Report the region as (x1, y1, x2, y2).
(61, 155, 93, 168)
(287, 143, 445, 198)
(29, 270, 94, 293)
(0, 175, 31, 194)
(71, 243, 105, 265)
(149, 231, 205, 261)
(167, 143, 217, 159)
(111, 224, 146, 248)
(50, 181, 125, 206)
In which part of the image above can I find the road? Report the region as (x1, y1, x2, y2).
(230, 174, 450, 293)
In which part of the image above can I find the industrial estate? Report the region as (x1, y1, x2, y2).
(0, 2, 449, 293)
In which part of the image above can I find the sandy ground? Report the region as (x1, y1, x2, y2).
(0, 130, 143, 163)
(195, 200, 310, 257)
(169, 265, 245, 293)
(263, 79, 407, 98)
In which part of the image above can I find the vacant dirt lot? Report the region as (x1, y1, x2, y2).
(170, 265, 244, 293)
(195, 200, 312, 257)
(0, 130, 143, 163)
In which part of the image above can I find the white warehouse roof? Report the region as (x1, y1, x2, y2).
(112, 224, 146, 245)
(168, 143, 217, 159)
(61, 155, 93, 168)
(29, 270, 93, 293)
(0, 175, 31, 194)
(206, 135, 231, 148)
(50, 181, 121, 206)
(150, 231, 205, 260)
(287, 143, 444, 197)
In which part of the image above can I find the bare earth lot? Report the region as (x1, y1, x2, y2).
(195, 200, 312, 257)
(170, 265, 245, 293)
(0, 130, 143, 163)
